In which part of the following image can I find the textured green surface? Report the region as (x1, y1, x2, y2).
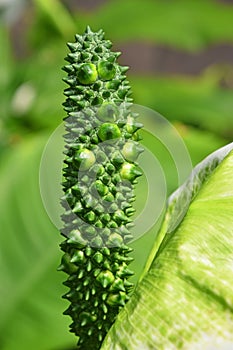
(60, 27, 143, 349)
(101, 144, 233, 349)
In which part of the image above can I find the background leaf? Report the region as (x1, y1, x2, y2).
(101, 144, 233, 349)
(33, 0, 77, 38)
(78, 0, 233, 50)
(0, 136, 76, 350)
(130, 70, 233, 139)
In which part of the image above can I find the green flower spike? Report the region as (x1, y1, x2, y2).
(60, 26, 143, 350)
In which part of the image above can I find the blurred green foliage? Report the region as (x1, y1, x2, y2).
(78, 0, 233, 50)
(0, 0, 232, 349)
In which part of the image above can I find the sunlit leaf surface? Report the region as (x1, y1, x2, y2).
(102, 144, 233, 349)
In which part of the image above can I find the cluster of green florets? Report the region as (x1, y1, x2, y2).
(59, 26, 143, 349)
(76, 60, 116, 85)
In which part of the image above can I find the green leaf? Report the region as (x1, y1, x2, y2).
(80, 0, 233, 51)
(101, 143, 233, 349)
(130, 70, 233, 138)
(0, 26, 13, 91)
(0, 26, 14, 127)
(130, 125, 227, 285)
(180, 125, 227, 167)
(33, 0, 77, 39)
(8, 43, 66, 131)
(0, 135, 75, 350)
